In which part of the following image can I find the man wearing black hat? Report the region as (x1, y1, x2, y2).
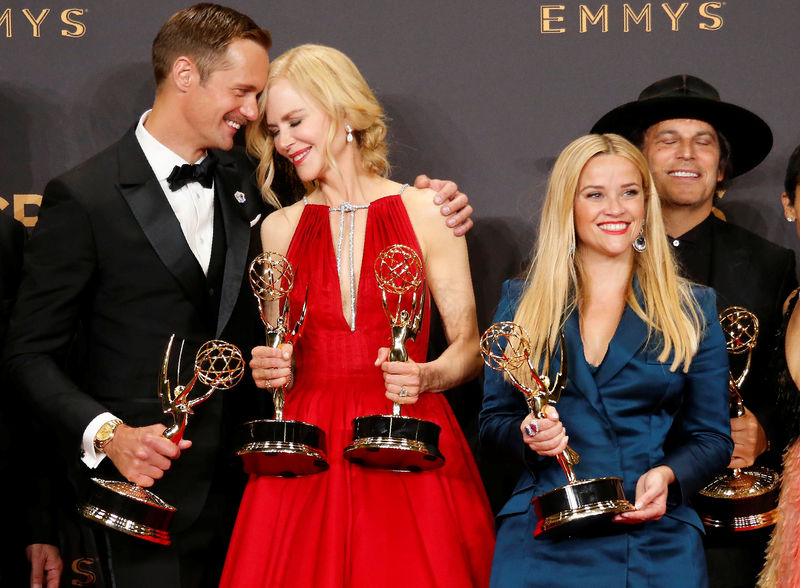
(593, 74, 796, 588)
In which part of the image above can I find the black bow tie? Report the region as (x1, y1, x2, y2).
(167, 152, 218, 191)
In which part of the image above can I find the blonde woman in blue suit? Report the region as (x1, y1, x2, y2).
(480, 134, 733, 587)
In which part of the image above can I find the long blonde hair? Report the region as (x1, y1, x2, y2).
(512, 134, 702, 387)
(246, 44, 390, 207)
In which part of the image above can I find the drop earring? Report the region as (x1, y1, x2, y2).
(345, 124, 354, 143)
(632, 224, 647, 252)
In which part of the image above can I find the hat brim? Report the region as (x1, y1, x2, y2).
(590, 96, 772, 178)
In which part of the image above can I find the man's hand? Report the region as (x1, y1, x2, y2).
(103, 423, 190, 487)
(26, 543, 62, 588)
(414, 175, 473, 236)
(729, 408, 768, 469)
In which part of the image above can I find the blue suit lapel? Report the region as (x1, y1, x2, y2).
(593, 302, 649, 389)
(563, 279, 650, 434)
(564, 310, 612, 426)
(116, 131, 208, 314)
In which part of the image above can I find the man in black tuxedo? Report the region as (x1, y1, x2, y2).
(592, 75, 797, 588)
(3, 5, 474, 586)
(3, 6, 273, 587)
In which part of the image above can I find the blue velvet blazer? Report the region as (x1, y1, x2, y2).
(480, 279, 733, 587)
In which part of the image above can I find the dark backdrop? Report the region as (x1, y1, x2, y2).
(2, 0, 799, 559)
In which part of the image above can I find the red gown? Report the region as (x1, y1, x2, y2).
(220, 195, 495, 587)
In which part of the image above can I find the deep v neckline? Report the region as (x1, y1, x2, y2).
(578, 304, 626, 370)
(303, 190, 407, 332)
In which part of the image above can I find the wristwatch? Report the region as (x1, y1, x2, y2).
(93, 418, 124, 453)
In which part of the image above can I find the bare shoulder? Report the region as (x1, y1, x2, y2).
(260, 199, 305, 255)
(400, 186, 440, 223)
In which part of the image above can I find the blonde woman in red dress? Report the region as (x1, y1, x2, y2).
(219, 44, 494, 587)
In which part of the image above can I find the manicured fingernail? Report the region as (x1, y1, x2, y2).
(523, 424, 535, 437)
(434, 196, 442, 204)
(447, 218, 456, 227)
(442, 205, 450, 214)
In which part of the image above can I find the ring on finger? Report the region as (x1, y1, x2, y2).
(524, 420, 540, 438)
(399, 385, 408, 398)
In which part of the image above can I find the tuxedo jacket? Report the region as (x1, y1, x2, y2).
(0, 213, 56, 585)
(700, 215, 797, 463)
(480, 279, 733, 587)
(3, 127, 269, 534)
(0, 212, 25, 339)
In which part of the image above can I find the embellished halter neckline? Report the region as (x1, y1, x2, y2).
(303, 184, 409, 331)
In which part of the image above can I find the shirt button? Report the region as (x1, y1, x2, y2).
(672, 239, 680, 247)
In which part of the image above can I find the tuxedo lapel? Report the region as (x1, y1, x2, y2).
(709, 216, 749, 312)
(116, 130, 208, 314)
(213, 149, 256, 336)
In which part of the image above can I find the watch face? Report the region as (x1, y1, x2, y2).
(95, 420, 120, 447)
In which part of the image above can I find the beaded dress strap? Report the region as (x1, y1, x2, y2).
(327, 184, 408, 331)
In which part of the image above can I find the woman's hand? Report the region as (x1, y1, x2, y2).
(613, 465, 675, 524)
(521, 406, 568, 456)
(250, 343, 294, 389)
(375, 347, 423, 405)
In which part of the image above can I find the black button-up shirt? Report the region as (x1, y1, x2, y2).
(667, 213, 714, 285)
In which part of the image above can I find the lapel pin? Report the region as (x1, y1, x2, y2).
(234, 191, 246, 204)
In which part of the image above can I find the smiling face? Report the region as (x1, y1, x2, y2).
(266, 77, 343, 183)
(574, 154, 646, 262)
(641, 118, 724, 214)
(185, 38, 270, 154)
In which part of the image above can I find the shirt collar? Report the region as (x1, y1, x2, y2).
(667, 212, 714, 245)
(134, 110, 208, 182)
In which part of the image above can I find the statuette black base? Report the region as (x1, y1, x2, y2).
(237, 419, 329, 477)
(78, 478, 176, 545)
(532, 476, 634, 539)
(344, 414, 444, 472)
(695, 466, 780, 532)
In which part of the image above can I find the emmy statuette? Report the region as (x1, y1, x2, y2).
(344, 244, 444, 472)
(480, 321, 634, 539)
(236, 252, 329, 476)
(78, 336, 244, 545)
(695, 306, 780, 531)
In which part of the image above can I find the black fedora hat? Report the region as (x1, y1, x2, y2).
(591, 74, 772, 178)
